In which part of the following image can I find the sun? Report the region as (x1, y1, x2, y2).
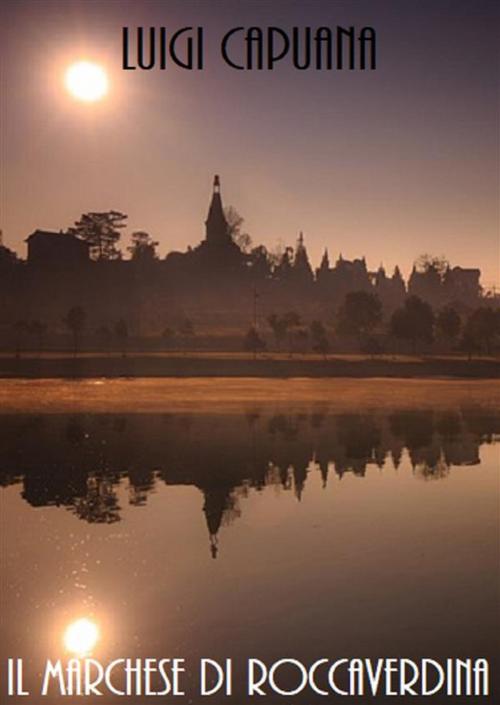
(63, 618, 100, 655)
(65, 61, 109, 102)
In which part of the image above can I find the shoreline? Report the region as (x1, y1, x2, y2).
(0, 353, 499, 380)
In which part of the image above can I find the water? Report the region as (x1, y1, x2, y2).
(0, 380, 499, 703)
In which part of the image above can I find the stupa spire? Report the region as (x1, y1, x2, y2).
(205, 174, 230, 245)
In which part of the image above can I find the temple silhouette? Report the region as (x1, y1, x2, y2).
(0, 175, 487, 349)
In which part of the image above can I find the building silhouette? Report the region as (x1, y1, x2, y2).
(0, 174, 489, 345)
(205, 175, 231, 247)
(26, 230, 89, 267)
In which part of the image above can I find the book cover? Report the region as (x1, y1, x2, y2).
(0, 1, 498, 704)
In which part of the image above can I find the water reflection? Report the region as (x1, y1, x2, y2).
(0, 407, 498, 557)
(1, 400, 499, 705)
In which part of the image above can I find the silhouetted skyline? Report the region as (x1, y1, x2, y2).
(0, 0, 498, 287)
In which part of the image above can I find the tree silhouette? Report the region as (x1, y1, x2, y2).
(337, 291, 382, 344)
(415, 254, 449, 277)
(29, 320, 47, 355)
(96, 325, 112, 351)
(64, 306, 86, 355)
(274, 246, 294, 281)
(178, 318, 195, 353)
(293, 326, 309, 354)
(127, 231, 158, 261)
(267, 311, 302, 354)
(361, 336, 383, 357)
(243, 326, 266, 357)
(162, 327, 176, 350)
(0, 243, 18, 268)
(12, 320, 28, 358)
(310, 320, 330, 358)
(436, 306, 461, 347)
(267, 241, 288, 269)
(461, 307, 499, 357)
(282, 311, 302, 355)
(224, 206, 252, 252)
(114, 319, 129, 357)
(267, 313, 288, 352)
(69, 211, 127, 260)
(248, 245, 271, 278)
(390, 296, 434, 353)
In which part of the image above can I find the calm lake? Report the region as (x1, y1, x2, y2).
(0, 379, 499, 703)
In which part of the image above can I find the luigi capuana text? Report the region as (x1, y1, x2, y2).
(122, 26, 376, 71)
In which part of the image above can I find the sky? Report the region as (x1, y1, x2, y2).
(0, 0, 498, 288)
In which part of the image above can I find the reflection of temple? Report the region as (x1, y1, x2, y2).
(202, 486, 242, 559)
(0, 408, 497, 557)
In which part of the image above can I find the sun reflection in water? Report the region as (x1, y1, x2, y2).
(63, 618, 99, 656)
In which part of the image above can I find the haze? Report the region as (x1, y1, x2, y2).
(0, 0, 498, 287)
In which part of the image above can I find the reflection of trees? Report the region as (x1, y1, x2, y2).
(334, 415, 382, 477)
(268, 414, 299, 441)
(389, 411, 443, 472)
(436, 412, 461, 439)
(0, 407, 498, 554)
(72, 474, 121, 523)
(390, 411, 434, 452)
(414, 457, 450, 481)
(66, 417, 86, 445)
(128, 465, 156, 506)
(462, 407, 500, 443)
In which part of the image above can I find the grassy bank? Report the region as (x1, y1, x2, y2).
(0, 351, 499, 379)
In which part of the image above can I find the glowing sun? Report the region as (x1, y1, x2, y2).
(63, 618, 100, 655)
(65, 61, 108, 102)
